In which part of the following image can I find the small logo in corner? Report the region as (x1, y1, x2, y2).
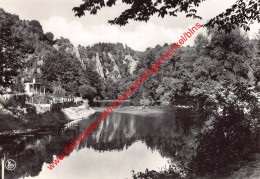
(5, 159, 16, 171)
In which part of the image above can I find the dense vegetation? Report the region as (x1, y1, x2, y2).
(0, 8, 85, 96)
(131, 28, 260, 178)
(1, 7, 260, 105)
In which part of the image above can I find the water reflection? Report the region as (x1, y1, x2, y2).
(0, 108, 195, 179)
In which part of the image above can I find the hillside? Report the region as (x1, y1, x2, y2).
(1, 7, 260, 106)
(0, 8, 143, 101)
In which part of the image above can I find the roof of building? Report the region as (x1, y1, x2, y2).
(24, 82, 42, 84)
(24, 78, 42, 84)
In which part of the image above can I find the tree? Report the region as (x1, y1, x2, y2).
(28, 20, 43, 31)
(41, 44, 85, 96)
(73, 0, 260, 32)
(194, 33, 208, 54)
(205, 0, 260, 32)
(253, 29, 260, 86)
(0, 47, 20, 90)
(78, 84, 97, 102)
(45, 32, 55, 45)
(0, 9, 22, 91)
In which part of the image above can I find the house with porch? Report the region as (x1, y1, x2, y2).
(24, 78, 45, 96)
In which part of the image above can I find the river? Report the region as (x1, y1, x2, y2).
(0, 107, 197, 179)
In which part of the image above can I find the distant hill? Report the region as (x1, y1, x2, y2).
(1, 7, 260, 105)
(0, 8, 143, 100)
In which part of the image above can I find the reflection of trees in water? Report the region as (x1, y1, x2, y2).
(79, 109, 195, 153)
(132, 94, 260, 178)
(0, 108, 196, 179)
(0, 129, 80, 179)
(80, 109, 197, 176)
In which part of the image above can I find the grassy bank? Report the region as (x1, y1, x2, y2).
(0, 100, 97, 135)
(0, 109, 69, 135)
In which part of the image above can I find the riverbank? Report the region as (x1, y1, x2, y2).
(0, 110, 69, 136)
(33, 103, 51, 114)
(0, 102, 96, 136)
(93, 105, 191, 115)
(62, 103, 96, 120)
(93, 106, 164, 115)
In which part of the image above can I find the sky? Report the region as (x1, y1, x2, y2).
(0, 0, 259, 51)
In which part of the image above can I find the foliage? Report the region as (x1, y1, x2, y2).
(130, 27, 260, 177)
(0, 94, 26, 108)
(52, 85, 66, 97)
(78, 42, 141, 100)
(31, 94, 52, 104)
(40, 49, 84, 96)
(205, 0, 260, 32)
(72, 0, 203, 25)
(0, 9, 23, 89)
(1, 7, 260, 109)
(0, 8, 96, 100)
(45, 32, 55, 45)
(78, 84, 97, 101)
(189, 99, 259, 176)
(73, 0, 260, 32)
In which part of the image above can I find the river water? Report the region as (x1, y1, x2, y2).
(0, 107, 196, 179)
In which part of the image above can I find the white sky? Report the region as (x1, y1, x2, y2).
(0, 0, 259, 51)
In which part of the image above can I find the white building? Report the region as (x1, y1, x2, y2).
(24, 78, 44, 96)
